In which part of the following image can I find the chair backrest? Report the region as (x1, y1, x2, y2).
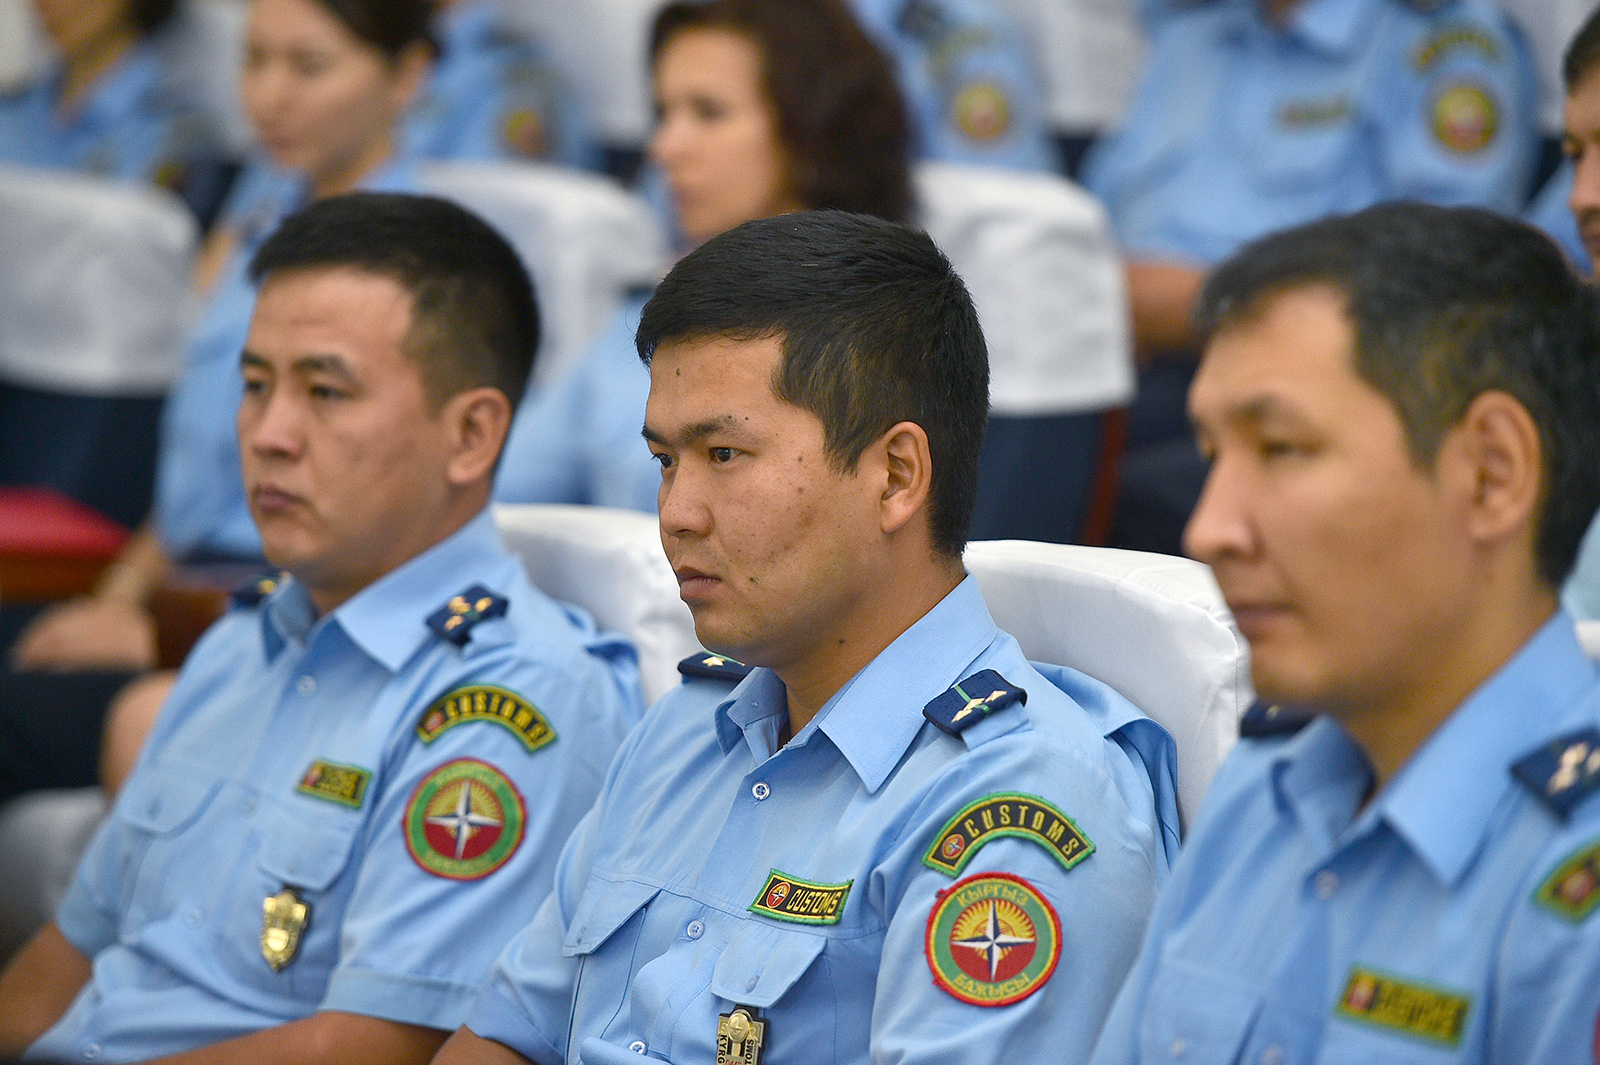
(0, 166, 197, 396)
(914, 161, 1133, 417)
(505, 0, 658, 147)
(964, 540, 1251, 828)
(494, 503, 699, 704)
(419, 161, 666, 386)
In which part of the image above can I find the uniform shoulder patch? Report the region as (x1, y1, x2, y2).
(748, 870, 852, 925)
(1411, 26, 1501, 70)
(1334, 966, 1471, 1046)
(678, 652, 752, 681)
(923, 670, 1026, 736)
(1240, 702, 1313, 738)
(1535, 838, 1600, 922)
(1512, 727, 1600, 820)
(230, 572, 282, 608)
(924, 793, 1093, 877)
(296, 759, 371, 808)
(426, 585, 508, 646)
(952, 82, 1011, 142)
(1430, 81, 1498, 154)
(404, 758, 526, 880)
(416, 684, 555, 754)
(925, 872, 1060, 1006)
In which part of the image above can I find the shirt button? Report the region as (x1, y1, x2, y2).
(297, 675, 317, 696)
(241, 796, 257, 814)
(628, 1041, 647, 1054)
(1314, 870, 1340, 900)
(185, 908, 202, 926)
(751, 782, 770, 800)
(83, 1046, 101, 1060)
(1261, 1045, 1285, 1065)
(686, 920, 704, 940)
(1169, 1038, 1186, 1058)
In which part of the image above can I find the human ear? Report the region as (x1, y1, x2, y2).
(441, 386, 512, 488)
(390, 40, 432, 113)
(876, 421, 934, 537)
(1452, 390, 1542, 548)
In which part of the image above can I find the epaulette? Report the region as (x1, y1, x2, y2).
(1512, 727, 1600, 821)
(1239, 702, 1313, 738)
(426, 584, 509, 646)
(924, 669, 1026, 736)
(1401, 0, 1449, 12)
(678, 652, 752, 681)
(230, 573, 282, 608)
(896, 0, 949, 43)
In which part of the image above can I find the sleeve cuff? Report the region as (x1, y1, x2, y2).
(54, 880, 116, 958)
(465, 984, 563, 1065)
(322, 966, 481, 1031)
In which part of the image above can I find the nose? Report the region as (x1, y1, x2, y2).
(1181, 448, 1254, 565)
(656, 459, 711, 543)
(239, 383, 303, 462)
(648, 106, 688, 170)
(1571, 147, 1600, 223)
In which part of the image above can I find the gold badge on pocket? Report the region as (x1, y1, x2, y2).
(262, 887, 309, 971)
(716, 1004, 767, 1065)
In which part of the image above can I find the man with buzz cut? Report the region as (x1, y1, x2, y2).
(1089, 203, 1600, 1064)
(0, 192, 643, 1064)
(432, 209, 1181, 1065)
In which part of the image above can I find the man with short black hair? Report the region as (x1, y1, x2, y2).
(435, 210, 1180, 1065)
(0, 192, 643, 1064)
(1089, 202, 1600, 1063)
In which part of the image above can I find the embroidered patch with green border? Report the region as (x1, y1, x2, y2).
(415, 684, 555, 753)
(748, 870, 852, 925)
(1334, 966, 1471, 1046)
(1411, 27, 1500, 71)
(1535, 839, 1600, 922)
(925, 872, 1060, 1006)
(404, 758, 526, 880)
(295, 759, 370, 808)
(924, 793, 1093, 877)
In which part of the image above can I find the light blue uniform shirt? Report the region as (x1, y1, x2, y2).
(400, 0, 596, 170)
(1083, 0, 1538, 266)
(851, 0, 1050, 171)
(1089, 613, 1600, 1065)
(1526, 161, 1591, 272)
(467, 576, 1180, 1065)
(494, 292, 659, 515)
(30, 510, 644, 1063)
(153, 159, 419, 560)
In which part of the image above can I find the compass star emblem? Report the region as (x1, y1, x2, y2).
(951, 899, 1036, 980)
(425, 781, 504, 859)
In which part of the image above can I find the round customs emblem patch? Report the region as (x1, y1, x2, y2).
(925, 872, 1060, 1006)
(953, 83, 1011, 142)
(1431, 82, 1496, 154)
(404, 758, 525, 880)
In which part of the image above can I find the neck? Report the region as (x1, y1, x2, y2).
(303, 493, 485, 616)
(1341, 587, 1558, 786)
(310, 133, 395, 201)
(58, 25, 137, 115)
(776, 556, 965, 736)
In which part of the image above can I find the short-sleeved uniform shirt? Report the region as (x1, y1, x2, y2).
(400, 0, 597, 170)
(1088, 613, 1600, 1065)
(1083, 0, 1538, 266)
(152, 158, 418, 561)
(29, 510, 644, 1062)
(851, 0, 1052, 171)
(467, 576, 1180, 1065)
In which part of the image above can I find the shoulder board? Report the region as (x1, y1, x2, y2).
(1402, 0, 1450, 12)
(1512, 727, 1600, 821)
(1239, 702, 1313, 738)
(896, 0, 950, 42)
(924, 669, 1026, 736)
(426, 584, 509, 646)
(230, 572, 283, 608)
(678, 652, 752, 682)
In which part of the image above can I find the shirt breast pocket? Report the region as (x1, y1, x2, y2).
(1138, 960, 1264, 1065)
(1247, 96, 1362, 196)
(113, 765, 222, 917)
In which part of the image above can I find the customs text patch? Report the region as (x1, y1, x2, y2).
(295, 759, 371, 808)
(749, 870, 852, 925)
(416, 684, 555, 753)
(924, 793, 1092, 877)
(1335, 967, 1471, 1046)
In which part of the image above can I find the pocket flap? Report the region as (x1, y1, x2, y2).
(710, 920, 826, 1010)
(119, 767, 219, 834)
(562, 876, 660, 956)
(258, 816, 359, 892)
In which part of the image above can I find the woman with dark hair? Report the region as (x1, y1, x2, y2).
(0, 0, 230, 215)
(495, 0, 912, 510)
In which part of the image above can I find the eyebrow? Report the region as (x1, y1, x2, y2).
(1189, 395, 1282, 434)
(239, 350, 359, 381)
(641, 413, 743, 448)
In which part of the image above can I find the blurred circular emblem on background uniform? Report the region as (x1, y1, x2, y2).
(1431, 82, 1496, 154)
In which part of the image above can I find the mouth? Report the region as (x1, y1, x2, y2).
(672, 565, 720, 601)
(1223, 600, 1291, 641)
(250, 482, 304, 516)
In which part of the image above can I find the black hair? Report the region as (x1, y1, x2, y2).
(1566, 4, 1600, 91)
(637, 210, 987, 556)
(250, 191, 538, 411)
(315, 0, 437, 61)
(131, 0, 178, 35)
(1197, 202, 1600, 588)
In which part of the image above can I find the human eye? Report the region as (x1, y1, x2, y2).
(651, 449, 675, 471)
(709, 446, 738, 464)
(290, 48, 333, 78)
(1563, 135, 1582, 161)
(691, 95, 728, 123)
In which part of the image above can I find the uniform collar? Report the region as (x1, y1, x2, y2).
(1372, 612, 1598, 886)
(52, 39, 160, 129)
(715, 576, 998, 793)
(1227, 0, 1375, 57)
(435, 0, 498, 52)
(262, 508, 510, 672)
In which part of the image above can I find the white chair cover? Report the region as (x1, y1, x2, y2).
(964, 540, 1251, 827)
(915, 161, 1133, 416)
(503, 0, 659, 146)
(494, 503, 699, 704)
(420, 161, 666, 386)
(0, 166, 197, 395)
